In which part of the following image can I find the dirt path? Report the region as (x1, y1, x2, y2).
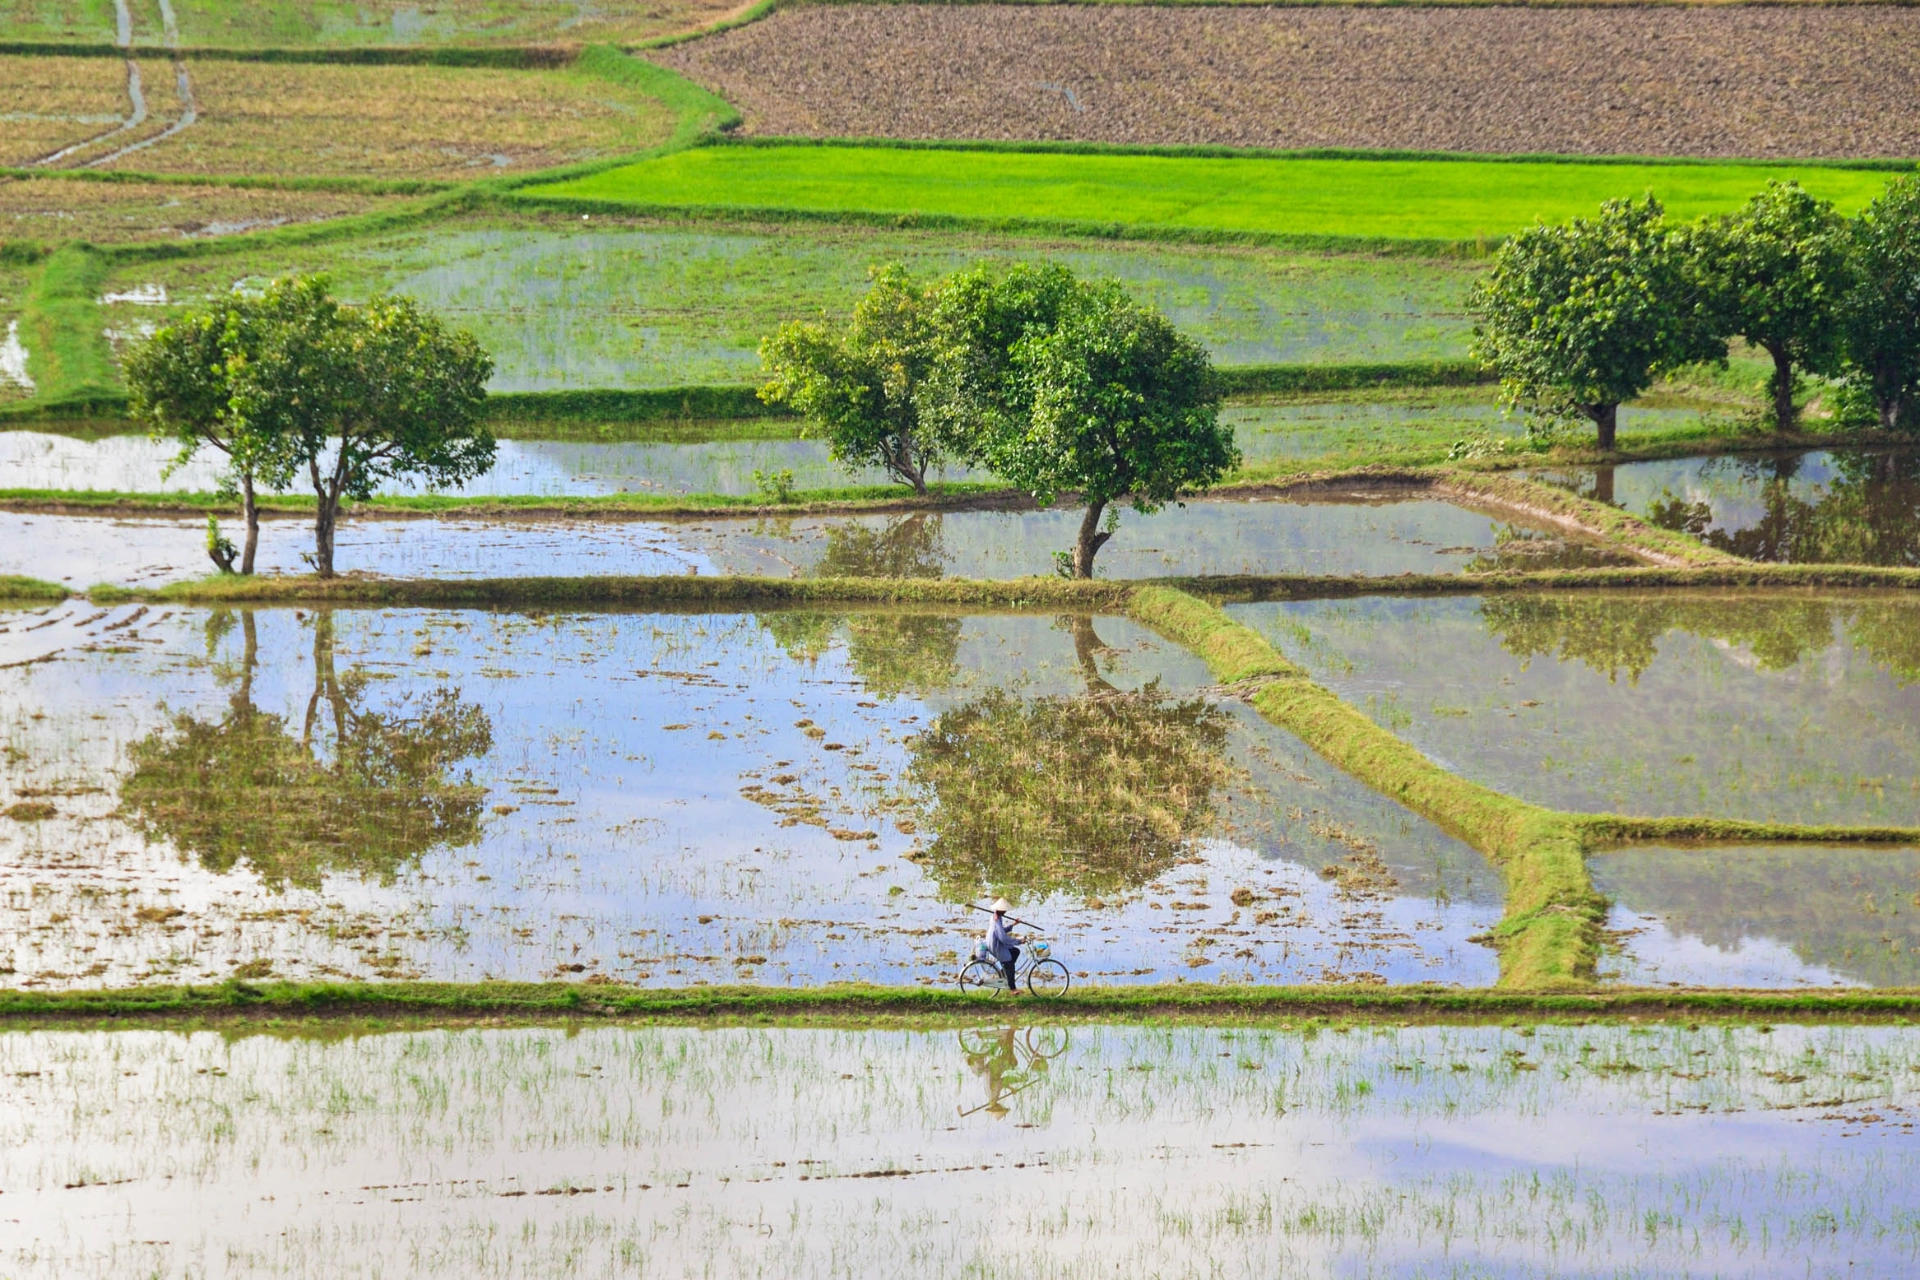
(86, 0, 196, 169)
(30, 0, 146, 166)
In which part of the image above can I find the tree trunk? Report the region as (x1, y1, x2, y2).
(1584, 403, 1619, 452)
(238, 609, 257, 708)
(1068, 614, 1118, 694)
(313, 498, 337, 577)
(1591, 466, 1616, 507)
(1072, 500, 1112, 580)
(1765, 343, 1796, 434)
(890, 435, 928, 496)
(239, 473, 259, 575)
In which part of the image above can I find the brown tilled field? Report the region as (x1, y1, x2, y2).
(654, 5, 1920, 159)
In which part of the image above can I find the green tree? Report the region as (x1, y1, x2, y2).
(759, 264, 950, 494)
(936, 266, 1236, 577)
(1839, 175, 1920, 432)
(121, 611, 493, 889)
(1690, 181, 1851, 434)
(125, 296, 287, 574)
(231, 276, 495, 577)
(1469, 196, 1722, 450)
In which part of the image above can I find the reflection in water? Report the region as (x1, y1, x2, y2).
(757, 515, 962, 697)
(1480, 591, 1920, 684)
(958, 1025, 1070, 1119)
(906, 618, 1239, 900)
(1559, 449, 1920, 565)
(1460, 525, 1637, 573)
(120, 611, 494, 888)
(1594, 845, 1920, 988)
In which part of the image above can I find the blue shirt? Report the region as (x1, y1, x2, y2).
(988, 914, 1019, 963)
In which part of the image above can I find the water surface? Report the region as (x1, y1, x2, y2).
(3, 1022, 1915, 1278)
(1535, 447, 1920, 565)
(1595, 844, 1920, 988)
(1232, 592, 1920, 826)
(0, 498, 1626, 586)
(0, 604, 1500, 989)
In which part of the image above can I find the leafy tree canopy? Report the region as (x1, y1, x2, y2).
(1689, 181, 1851, 433)
(1839, 175, 1920, 432)
(1469, 196, 1722, 449)
(228, 275, 495, 576)
(760, 264, 954, 494)
(933, 266, 1235, 577)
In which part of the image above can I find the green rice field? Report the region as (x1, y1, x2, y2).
(94, 218, 1481, 389)
(529, 145, 1905, 243)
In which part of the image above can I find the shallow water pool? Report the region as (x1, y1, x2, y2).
(0, 497, 1626, 585)
(0, 604, 1500, 989)
(2, 1021, 1915, 1278)
(1231, 591, 1920, 827)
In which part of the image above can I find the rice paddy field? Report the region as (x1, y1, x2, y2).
(0, 494, 1628, 585)
(8, 1, 1920, 1272)
(8, 1021, 1920, 1278)
(86, 218, 1483, 389)
(1232, 591, 1920, 827)
(1, 0, 746, 46)
(529, 146, 1900, 245)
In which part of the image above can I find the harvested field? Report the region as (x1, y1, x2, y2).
(2, 0, 747, 47)
(75, 58, 676, 178)
(0, 53, 135, 166)
(656, 5, 1920, 159)
(0, 174, 386, 244)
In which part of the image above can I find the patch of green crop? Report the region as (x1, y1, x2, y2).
(0, 574, 66, 600)
(527, 144, 1901, 247)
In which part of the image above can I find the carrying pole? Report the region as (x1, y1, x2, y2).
(967, 902, 1042, 934)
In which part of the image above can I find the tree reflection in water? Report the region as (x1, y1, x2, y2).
(1480, 591, 1920, 685)
(906, 616, 1240, 901)
(120, 610, 493, 889)
(1625, 449, 1920, 565)
(758, 515, 961, 698)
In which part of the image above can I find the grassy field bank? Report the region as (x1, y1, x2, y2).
(6, 979, 1920, 1025)
(528, 143, 1903, 245)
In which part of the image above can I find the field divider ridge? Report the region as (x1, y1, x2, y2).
(10, 979, 1920, 1027)
(1125, 583, 1605, 990)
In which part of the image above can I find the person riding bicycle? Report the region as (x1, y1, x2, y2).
(986, 898, 1023, 993)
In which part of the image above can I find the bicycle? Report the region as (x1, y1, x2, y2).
(958, 940, 1071, 998)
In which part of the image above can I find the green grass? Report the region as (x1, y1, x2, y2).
(6, 978, 1920, 1025)
(0, 573, 67, 600)
(526, 144, 1905, 246)
(14, 243, 115, 409)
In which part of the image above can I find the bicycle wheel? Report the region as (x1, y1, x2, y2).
(958, 959, 1004, 998)
(1024, 1025, 1070, 1061)
(1026, 958, 1071, 998)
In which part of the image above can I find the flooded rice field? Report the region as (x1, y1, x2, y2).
(182, 224, 1478, 390)
(1594, 844, 1920, 989)
(0, 604, 1501, 989)
(1536, 447, 1920, 565)
(0, 498, 1624, 586)
(4, 1021, 1918, 1277)
(1232, 592, 1920, 826)
(0, 401, 1698, 496)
